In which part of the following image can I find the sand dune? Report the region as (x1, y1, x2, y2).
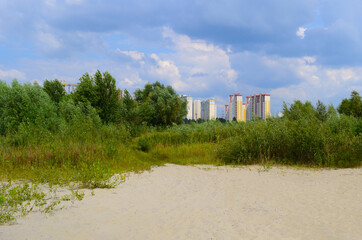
(1, 164, 361, 240)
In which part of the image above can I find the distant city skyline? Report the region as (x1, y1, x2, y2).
(1, 1, 361, 115)
(181, 95, 217, 120)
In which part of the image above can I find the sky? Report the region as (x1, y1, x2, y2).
(0, 0, 361, 116)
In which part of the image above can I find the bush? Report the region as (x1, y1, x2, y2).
(0, 80, 58, 136)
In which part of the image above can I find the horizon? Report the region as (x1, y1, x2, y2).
(1, 1, 361, 116)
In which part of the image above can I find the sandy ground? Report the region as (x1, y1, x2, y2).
(1, 164, 361, 240)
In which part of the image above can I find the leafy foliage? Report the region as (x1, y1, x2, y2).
(316, 100, 327, 121)
(0, 80, 58, 136)
(93, 71, 121, 123)
(73, 71, 121, 123)
(119, 89, 138, 124)
(43, 79, 66, 104)
(337, 90, 362, 118)
(134, 81, 187, 126)
(73, 73, 97, 106)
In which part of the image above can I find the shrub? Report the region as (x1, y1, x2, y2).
(0, 80, 58, 137)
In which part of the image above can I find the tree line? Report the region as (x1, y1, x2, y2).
(0, 70, 187, 138)
(0, 70, 361, 139)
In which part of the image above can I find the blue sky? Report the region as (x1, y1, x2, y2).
(1, 0, 361, 116)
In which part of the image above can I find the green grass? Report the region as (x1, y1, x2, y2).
(0, 139, 162, 187)
(149, 143, 222, 165)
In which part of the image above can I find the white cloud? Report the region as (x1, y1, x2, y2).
(120, 74, 144, 87)
(303, 56, 316, 64)
(296, 27, 307, 39)
(37, 32, 62, 52)
(149, 53, 181, 82)
(109, 29, 238, 93)
(15, 57, 149, 91)
(161, 27, 237, 92)
(0, 68, 26, 81)
(270, 57, 362, 106)
(228, 52, 362, 113)
(116, 49, 145, 60)
(326, 68, 359, 83)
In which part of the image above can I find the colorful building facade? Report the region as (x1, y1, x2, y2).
(224, 105, 229, 121)
(227, 93, 246, 122)
(245, 93, 271, 120)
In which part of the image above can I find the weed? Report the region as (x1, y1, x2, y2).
(0, 182, 83, 224)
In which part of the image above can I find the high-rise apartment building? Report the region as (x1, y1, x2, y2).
(201, 99, 217, 120)
(193, 100, 201, 120)
(227, 93, 246, 122)
(224, 105, 229, 121)
(181, 95, 193, 120)
(245, 93, 271, 120)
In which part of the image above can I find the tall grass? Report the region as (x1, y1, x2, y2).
(149, 143, 222, 165)
(0, 122, 161, 188)
(216, 116, 361, 167)
(134, 121, 243, 151)
(135, 117, 361, 168)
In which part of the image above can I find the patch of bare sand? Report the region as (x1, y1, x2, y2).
(1, 164, 361, 240)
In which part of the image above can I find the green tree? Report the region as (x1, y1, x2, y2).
(0, 80, 58, 135)
(326, 104, 338, 119)
(0, 81, 10, 134)
(73, 71, 121, 123)
(120, 89, 138, 124)
(73, 73, 97, 106)
(316, 100, 327, 122)
(43, 79, 66, 104)
(134, 81, 186, 126)
(282, 100, 317, 121)
(337, 91, 362, 118)
(93, 71, 121, 123)
(216, 118, 226, 123)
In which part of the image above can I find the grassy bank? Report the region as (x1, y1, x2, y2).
(2, 115, 360, 187)
(136, 116, 361, 168)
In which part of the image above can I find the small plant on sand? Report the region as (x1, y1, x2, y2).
(0, 182, 84, 224)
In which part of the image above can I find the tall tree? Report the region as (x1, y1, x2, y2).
(120, 89, 138, 124)
(73, 71, 121, 123)
(337, 91, 362, 118)
(134, 81, 186, 126)
(316, 100, 327, 122)
(73, 73, 97, 106)
(94, 71, 121, 123)
(43, 79, 66, 104)
(326, 104, 338, 119)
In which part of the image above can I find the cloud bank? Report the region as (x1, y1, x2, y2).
(1, 0, 362, 115)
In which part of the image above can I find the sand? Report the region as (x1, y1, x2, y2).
(1, 164, 361, 240)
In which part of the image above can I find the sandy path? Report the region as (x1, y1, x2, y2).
(1, 164, 361, 240)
